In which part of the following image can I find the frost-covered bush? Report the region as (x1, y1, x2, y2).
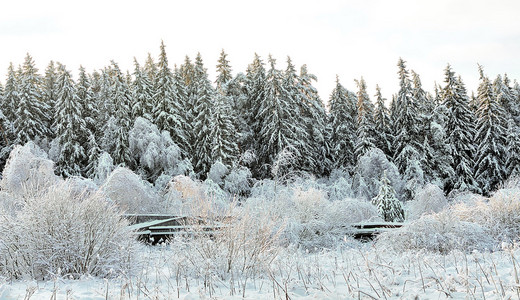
(352, 148, 403, 201)
(101, 167, 160, 213)
(328, 198, 381, 224)
(162, 175, 230, 216)
(249, 179, 293, 202)
(325, 169, 354, 201)
(283, 188, 344, 249)
(450, 187, 520, 243)
(129, 117, 192, 182)
(207, 161, 228, 186)
(408, 183, 448, 220)
(1, 142, 59, 199)
(93, 151, 114, 184)
(376, 212, 493, 253)
(174, 203, 283, 284)
(223, 166, 252, 197)
(0, 191, 19, 216)
(0, 181, 135, 280)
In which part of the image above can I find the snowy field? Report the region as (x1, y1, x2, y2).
(2, 243, 520, 299)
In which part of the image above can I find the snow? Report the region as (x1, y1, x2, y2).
(2, 244, 520, 299)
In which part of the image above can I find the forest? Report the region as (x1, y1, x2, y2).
(1, 42, 518, 202)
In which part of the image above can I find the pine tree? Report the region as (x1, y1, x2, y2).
(354, 77, 376, 160)
(441, 65, 478, 193)
(506, 118, 520, 178)
(13, 53, 51, 145)
(153, 41, 190, 158)
(131, 58, 154, 121)
(373, 85, 392, 158)
(53, 64, 87, 177)
(474, 65, 508, 194)
(328, 76, 357, 171)
(372, 171, 404, 222)
(192, 53, 216, 177)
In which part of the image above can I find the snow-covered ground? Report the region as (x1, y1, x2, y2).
(2, 243, 520, 299)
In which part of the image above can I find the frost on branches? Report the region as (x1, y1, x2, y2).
(372, 170, 404, 222)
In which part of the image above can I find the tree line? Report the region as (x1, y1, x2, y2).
(0, 41, 519, 199)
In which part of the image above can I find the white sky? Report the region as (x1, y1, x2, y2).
(1, 0, 519, 104)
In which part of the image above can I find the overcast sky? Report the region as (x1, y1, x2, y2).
(1, 0, 519, 103)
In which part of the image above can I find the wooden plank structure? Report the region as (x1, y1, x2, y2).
(124, 215, 403, 244)
(124, 214, 227, 244)
(350, 222, 403, 240)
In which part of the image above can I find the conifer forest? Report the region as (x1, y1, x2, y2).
(1, 42, 518, 199)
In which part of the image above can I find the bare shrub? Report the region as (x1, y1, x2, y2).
(172, 198, 283, 297)
(1, 142, 59, 200)
(451, 187, 520, 243)
(101, 167, 159, 213)
(0, 180, 135, 280)
(376, 212, 493, 253)
(408, 183, 448, 220)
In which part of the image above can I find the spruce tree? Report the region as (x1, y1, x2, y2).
(42, 61, 58, 138)
(298, 65, 330, 175)
(131, 58, 154, 121)
(215, 49, 233, 93)
(143, 53, 158, 80)
(76, 65, 99, 175)
(210, 92, 240, 168)
(54, 64, 87, 177)
(153, 42, 190, 158)
(392, 59, 424, 175)
(192, 53, 216, 177)
(494, 74, 518, 123)
(96, 70, 113, 154)
(506, 118, 520, 178)
(441, 65, 478, 193)
(328, 76, 357, 171)
(3, 63, 18, 134)
(256, 56, 301, 178)
(108, 61, 133, 166)
(283, 57, 308, 173)
(372, 171, 404, 222)
(474, 66, 508, 194)
(373, 85, 392, 158)
(242, 54, 267, 162)
(412, 70, 453, 187)
(354, 77, 376, 160)
(14, 53, 51, 145)
(215, 50, 244, 150)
